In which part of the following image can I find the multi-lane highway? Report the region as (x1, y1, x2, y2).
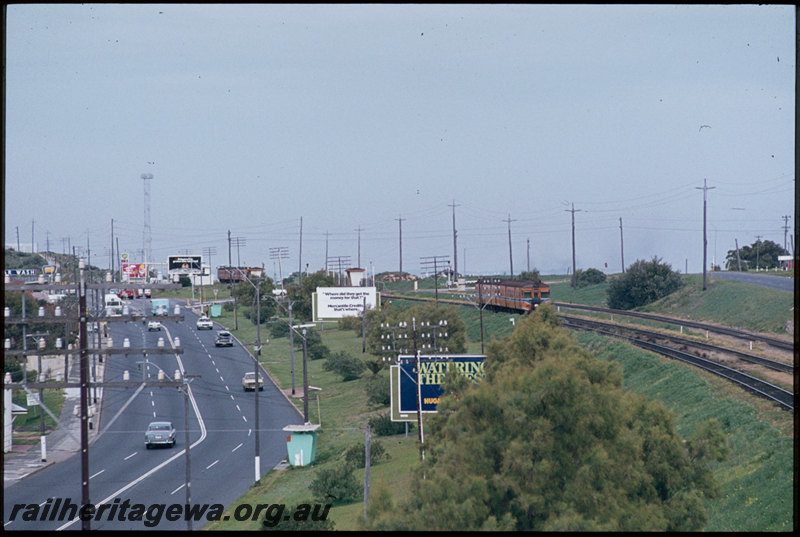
(4, 297, 303, 531)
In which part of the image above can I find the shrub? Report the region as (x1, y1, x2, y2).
(338, 315, 362, 334)
(344, 440, 390, 468)
(575, 267, 606, 287)
(309, 464, 361, 505)
(369, 412, 411, 436)
(366, 375, 391, 406)
(606, 257, 683, 310)
(323, 351, 366, 381)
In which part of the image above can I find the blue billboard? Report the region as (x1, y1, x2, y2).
(397, 354, 485, 413)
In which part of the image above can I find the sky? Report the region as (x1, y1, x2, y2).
(3, 4, 796, 280)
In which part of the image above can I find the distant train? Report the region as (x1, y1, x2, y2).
(475, 278, 551, 313)
(217, 266, 264, 284)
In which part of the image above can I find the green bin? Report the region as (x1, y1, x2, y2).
(283, 424, 320, 467)
(210, 304, 222, 317)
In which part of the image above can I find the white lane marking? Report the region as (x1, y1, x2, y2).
(90, 469, 105, 479)
(242, 415, 247, 423)
(57, 328, 208, 529)
(170, 483, 185, 495)
(206, 460, 219, 470)
(124, 452, 137, 461)
(236, 404, 241, 412)
(232, 442, 243, 453)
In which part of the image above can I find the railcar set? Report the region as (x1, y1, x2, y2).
(216, 266, 263, 284)
(475, 278, 551, 313)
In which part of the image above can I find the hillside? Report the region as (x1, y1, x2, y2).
(202, 276, 793, 531)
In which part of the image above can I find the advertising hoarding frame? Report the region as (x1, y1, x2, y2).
(312, 286, 379, 322)
(167, 254, 203, 275)
(390, 354, 486, 420)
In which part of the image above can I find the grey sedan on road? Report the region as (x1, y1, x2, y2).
(145, 421, 176, 448)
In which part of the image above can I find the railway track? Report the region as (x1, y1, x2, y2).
(560, 316, 793, 411)
(381, 293, 795, 410)
(559, 314, 792, 374)
(552, 301, 794, 352)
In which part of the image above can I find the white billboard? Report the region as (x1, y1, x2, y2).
(313, 286, 378, 322)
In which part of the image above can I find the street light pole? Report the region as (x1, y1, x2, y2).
(230, 266, 264, 483)
(302, 328, 309, 422)
(254, 276, 261, 482)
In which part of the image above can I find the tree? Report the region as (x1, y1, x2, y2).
(286, 270, 336, 322)
(606, 257, 683, 310)
(365, 302, 466, 358)
(517, 270, 541, 283)
(365, 308, 727, 531)
(725, 239, 787, 271)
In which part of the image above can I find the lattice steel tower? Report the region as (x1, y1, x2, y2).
(141, 173, 153, 265)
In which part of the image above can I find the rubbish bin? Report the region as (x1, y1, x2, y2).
(283, 423, 321, 467)
(210, 304, 222, 317)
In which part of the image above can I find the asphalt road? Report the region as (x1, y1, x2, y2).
(710, 271, 794, 292)
(3, 298, 303, 531)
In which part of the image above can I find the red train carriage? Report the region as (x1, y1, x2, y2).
(475, 278, 551, 313)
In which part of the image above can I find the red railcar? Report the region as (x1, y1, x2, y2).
(475, 278, 551, 312)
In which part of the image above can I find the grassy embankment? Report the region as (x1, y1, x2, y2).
(183, 274, 792, 531)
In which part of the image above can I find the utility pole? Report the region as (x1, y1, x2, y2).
(110, 219, 115, 277)
(449, 200, 459, 277)
(141, 173, 153, 267)
(298, 217, 303, 285)
(781, 215, 791, 251)
(734, 238, 742, 271)
(565, 204, 581, 289)
(355, 226, 363, 268)
(619, 217, 625, 273)
(526, 238, 531, 273)
(78, 259, 90, 530)
(269, 247, 289, 286)
(324, 231, 329, 273)
(396, 216, 405, 274)
(696, 179, 715, 290)
(755, 235, 762, 271)
(420, 255, 449, 304)
(503, 214, 516, 277)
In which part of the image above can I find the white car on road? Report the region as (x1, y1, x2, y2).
(196, 316, 213, 330)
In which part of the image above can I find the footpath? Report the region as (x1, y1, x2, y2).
(3, 355, 103, 487)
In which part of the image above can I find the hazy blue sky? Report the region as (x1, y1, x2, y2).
(4, 4, 795, 279)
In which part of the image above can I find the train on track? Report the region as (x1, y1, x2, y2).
(475, 278, 551, 312)
(216, 266, 264, 284)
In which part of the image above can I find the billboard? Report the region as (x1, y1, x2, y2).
(168, 255, 202, 274)
(393, 355, 486, 419)
(121, 263, 147, 279)
(312, 286, 378, 322)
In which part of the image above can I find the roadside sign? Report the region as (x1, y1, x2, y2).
(391, 355, 486, 420)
